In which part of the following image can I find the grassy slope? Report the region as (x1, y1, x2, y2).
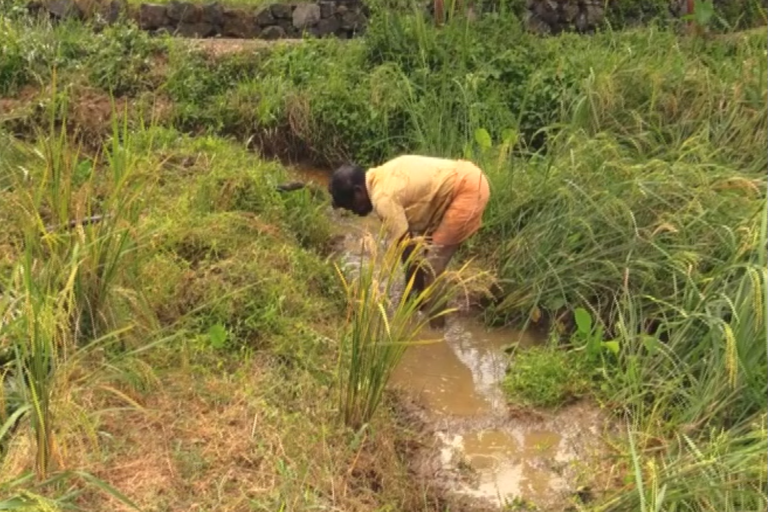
(2, 4, 767, 512)
(0, 121, 481, 511)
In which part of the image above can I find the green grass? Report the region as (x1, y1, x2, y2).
(2, 4, 768, 511)
(502, 342, 594, 409)
(0, 93, 457, 510)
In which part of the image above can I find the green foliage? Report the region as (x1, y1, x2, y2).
(502, 338, 596, 409)
(206, 323, 228, 350)
(572, 307, 619, 361)
(604, 0, 675, 29)
(713, 0, 768, 30)
(85, 23, 164, 96)
(0, 14, 56, 95)
(119, 128, 343, 348)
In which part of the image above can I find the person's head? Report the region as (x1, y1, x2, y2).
(328, 163, 372, 216)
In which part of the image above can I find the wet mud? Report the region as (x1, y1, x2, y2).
(286, 163, 615, 510)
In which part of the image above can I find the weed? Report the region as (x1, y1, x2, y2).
(85, 22, 164, 96)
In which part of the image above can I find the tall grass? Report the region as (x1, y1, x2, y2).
(0, 83, 159, 508)
(357, 11, 767, 511)
(334, 231, 467, 430)
(595, 218, 768, 511)
(9, 85, 159, 343)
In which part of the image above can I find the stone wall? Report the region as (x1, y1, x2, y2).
(523, 0, 608, 34)
(27, 0, 766, 40)
(518, 0, 764, 35)
(136, 0, 368, 38)
(28, 0, 369, 39)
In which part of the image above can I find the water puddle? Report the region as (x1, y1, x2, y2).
(391, 319, 537, 418)
(284, 163, 611, 509)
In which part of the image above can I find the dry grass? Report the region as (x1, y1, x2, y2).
(24, 351, 485, 512)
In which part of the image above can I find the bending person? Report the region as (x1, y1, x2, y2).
(327, 154, 491, 328)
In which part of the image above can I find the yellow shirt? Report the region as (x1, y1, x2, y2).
(365, 155, 459, 242)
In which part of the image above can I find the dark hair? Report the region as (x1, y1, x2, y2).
(328, 163, 366, 209)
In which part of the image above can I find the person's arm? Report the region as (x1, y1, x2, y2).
(371, 192, 410, 244)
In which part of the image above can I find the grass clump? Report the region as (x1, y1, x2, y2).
(502, 342, 594, 409)
(0, 107, 163, 508)
(1, 112, 363, 509)
(335, 232, 465, 429)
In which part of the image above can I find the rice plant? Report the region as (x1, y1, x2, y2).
(0, 79, 159, 494)
(8, 77, 159, 344)
(334, 229, 470, 430)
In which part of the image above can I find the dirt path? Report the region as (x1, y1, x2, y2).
(181, 37, 305, 57)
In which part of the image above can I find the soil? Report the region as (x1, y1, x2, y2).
(183, 37, 305, 58)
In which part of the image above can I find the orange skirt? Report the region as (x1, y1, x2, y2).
(430, 160, 490, 246)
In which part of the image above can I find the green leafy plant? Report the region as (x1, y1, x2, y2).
(206, 323, 228, 350)
(571, 307, 619, 361)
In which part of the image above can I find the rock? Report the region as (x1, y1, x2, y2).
(533, 0, 558, 26)
(202, 2, 224, 28)
(166, 0, 201, 22)
(222, 9, 258, 37)
(279, 18, 299, 36)
(254, 6, 274, 25)
(584, 3, 604, 26)
(92, 0, 125, 24)
(669, 0, 688, 16)
(525, 12, 552, 35)
(340, 9, 365, 31)
(47, 0, 83, 19)
(319, 0, 334, 18)
(270, 3, 292, 19)
(313, 15, 339, 36)
(562, 2, 579, 23)
(109, 0, 127, 22)
(292, 3, 320, 29)
(138, 3, 168, 29)
(574, 11, 587, 32)
(260, 24, 286, 39)
(26, 1, 42, 13)
(175, 21, 215, 37)
(335, 4, 347, 15)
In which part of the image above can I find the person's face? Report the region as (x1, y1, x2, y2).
(349, 185, 373, 216)
(332, 184, 372, 216)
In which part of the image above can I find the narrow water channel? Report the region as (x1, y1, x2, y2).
(285, 163, 610, 509)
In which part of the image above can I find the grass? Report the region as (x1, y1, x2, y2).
(0, 91, 467, 510)
(335, 230, 467, 430)
(2, 3, 768, 511)
(502, 341, 594, 409)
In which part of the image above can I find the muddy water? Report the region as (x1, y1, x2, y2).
(391, 320, 537, 417)
(286, 163, 610, 509)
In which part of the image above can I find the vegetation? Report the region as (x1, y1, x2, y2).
(336, 231, 463, 430)
(2, 0, 767, 511)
